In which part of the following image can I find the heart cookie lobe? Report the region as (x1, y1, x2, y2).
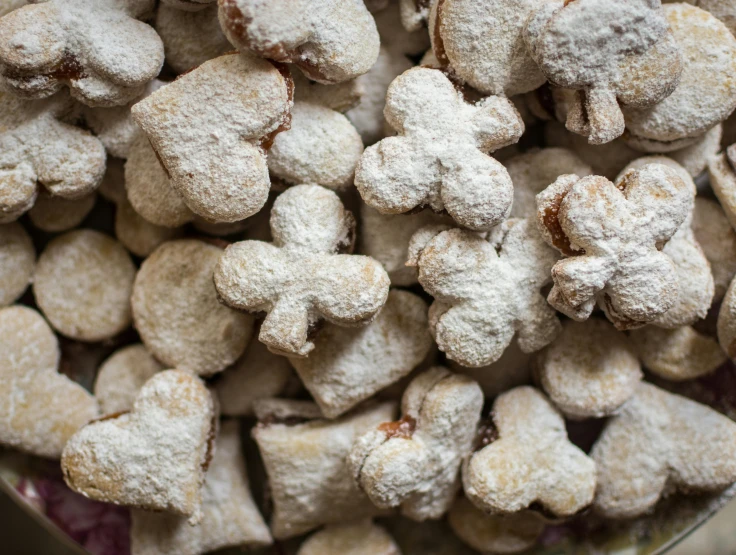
(61, 369, 216, 523)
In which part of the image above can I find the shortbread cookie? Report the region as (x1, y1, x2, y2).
(131, 52, 293, 223)
(218, 0, 380, 84)
(132, 239, 253, 376)
(0, 221, 34, 306)
(408, 218, 560, 367)
(463, 386, 597, 517)
(348, 367, 483, 520)
(28, 191, 96, 233)
(630, 326, 726, 381)
(525, 0, 682, 145)
(536, 164, 692, 329)
(115, 198, 184, 257)
(0, 0, 26, 17)
(62, 370, 216, 522)
(592, 382, 736, 519)
(155, 4, 230, 74)
(33, 230, 136, 341)
(708, 143, 736, 231)
(431, 0, 548, 97)
(290, 290, 433, 418)
(0, 90, 106, 223)
(94, 344, 163, 415)
(0, 305, 99, 458)
(616, 157, 713, 329)
(355, 67, 523, 230)
(448, 497, 545, 555)
(130, 420, 272, 555)
(505, 148, 592, 219)
(252, 399, 395, 539)
(125, 133, 194, 228)
(535, 319, 642, 419)
(268, 101, 364, 190)
(663, 0, 736, 36)
(0, 0, 163, 106)
(360, 206, 450, 286)
(215, 336, 296, 417)
(622, 4, 736, 152)
(692, 197, 736, 301)
(298, 520, 399, 555)
(215, 185, 390, 357)
(718, 274, 736, 359)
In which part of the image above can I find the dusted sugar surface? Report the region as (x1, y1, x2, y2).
(0, 221, 34, 306)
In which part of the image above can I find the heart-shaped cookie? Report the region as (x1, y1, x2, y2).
(0, 305, 99, 458)
(61, 369, 216, 523)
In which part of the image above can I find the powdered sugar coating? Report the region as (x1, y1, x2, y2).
(622, 4, 736, 151)
(692, 197, 736, 301)
(155, 4, 230, 74)
(268, 101, 364, 190)
(215, 185, 390, 357)
(432, 0, 547, 97)
(131, 53, 293, 223)
(0, 221, 34, 306)
(218, 0, 380, 84)
(360, 205, 450, 286)
(592, 382, 736, 519)
(708, 145, 736, 232)
(253, 399, 396, 539)
(348, 367, 483, 520)
(125, 133, 194, 228)
(132, 239, 253, 376)
(115, 198, 183, 257)
(291, 290, 433, 419)
(617, 157, 713, 328)
(448, 497, 545, 555)
(718, 274, 736, 359)
(0, 90, 106, 223)
(399, 0, 432, 32)
(28, 191, 96, 232)
(0, 305, 99, 458)
(409, 218, 560, 368)
(536, 319, 642, 419)
(80, 79, 165, 159)
(33, 229, 135, 341)
(463, 386, 597, 517)
(94, 344, 163, 415)
(630, 325, 726, 381)
(291, 69, 362, 113)
(536, 164, 692, 329)
(0, 0, 163, 107)
(215, 337, 295, 417)
(525, 0, 681, 145)
(355, 67, 523, 230)
(61, 370, 215, 522)
(130, 420, 272, 555)
(298, 520, 399, 555)
(506, 148, 592, 219)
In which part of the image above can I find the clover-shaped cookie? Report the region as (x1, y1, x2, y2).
(463, 386, 597, 517)
(431, 0, 548, 97)
(347, 367, 483, 520)
(218, 0, 379, 84)
(62, 369, 216, 523)
(408, 218, 560, 367)
(131, 52, 293, 223)
(0, 305, 99, 458)
(592, 382, 736, 519)
(536, 163, 692, 330)
(0, 0, 163, 107)
(355, 67, 524, 231)
(290, 290, 433, 418)
(252, 399, 395, 539)
(616, 157, 713, 329)
(131, 421, 272, 555)
(524, 0, 682, 145)
(215, 184, 390, 357)
(0, 90, 106, 223)
(535, 319, 642, 419)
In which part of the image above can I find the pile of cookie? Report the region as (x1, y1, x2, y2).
(3, 0, 736, 553)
